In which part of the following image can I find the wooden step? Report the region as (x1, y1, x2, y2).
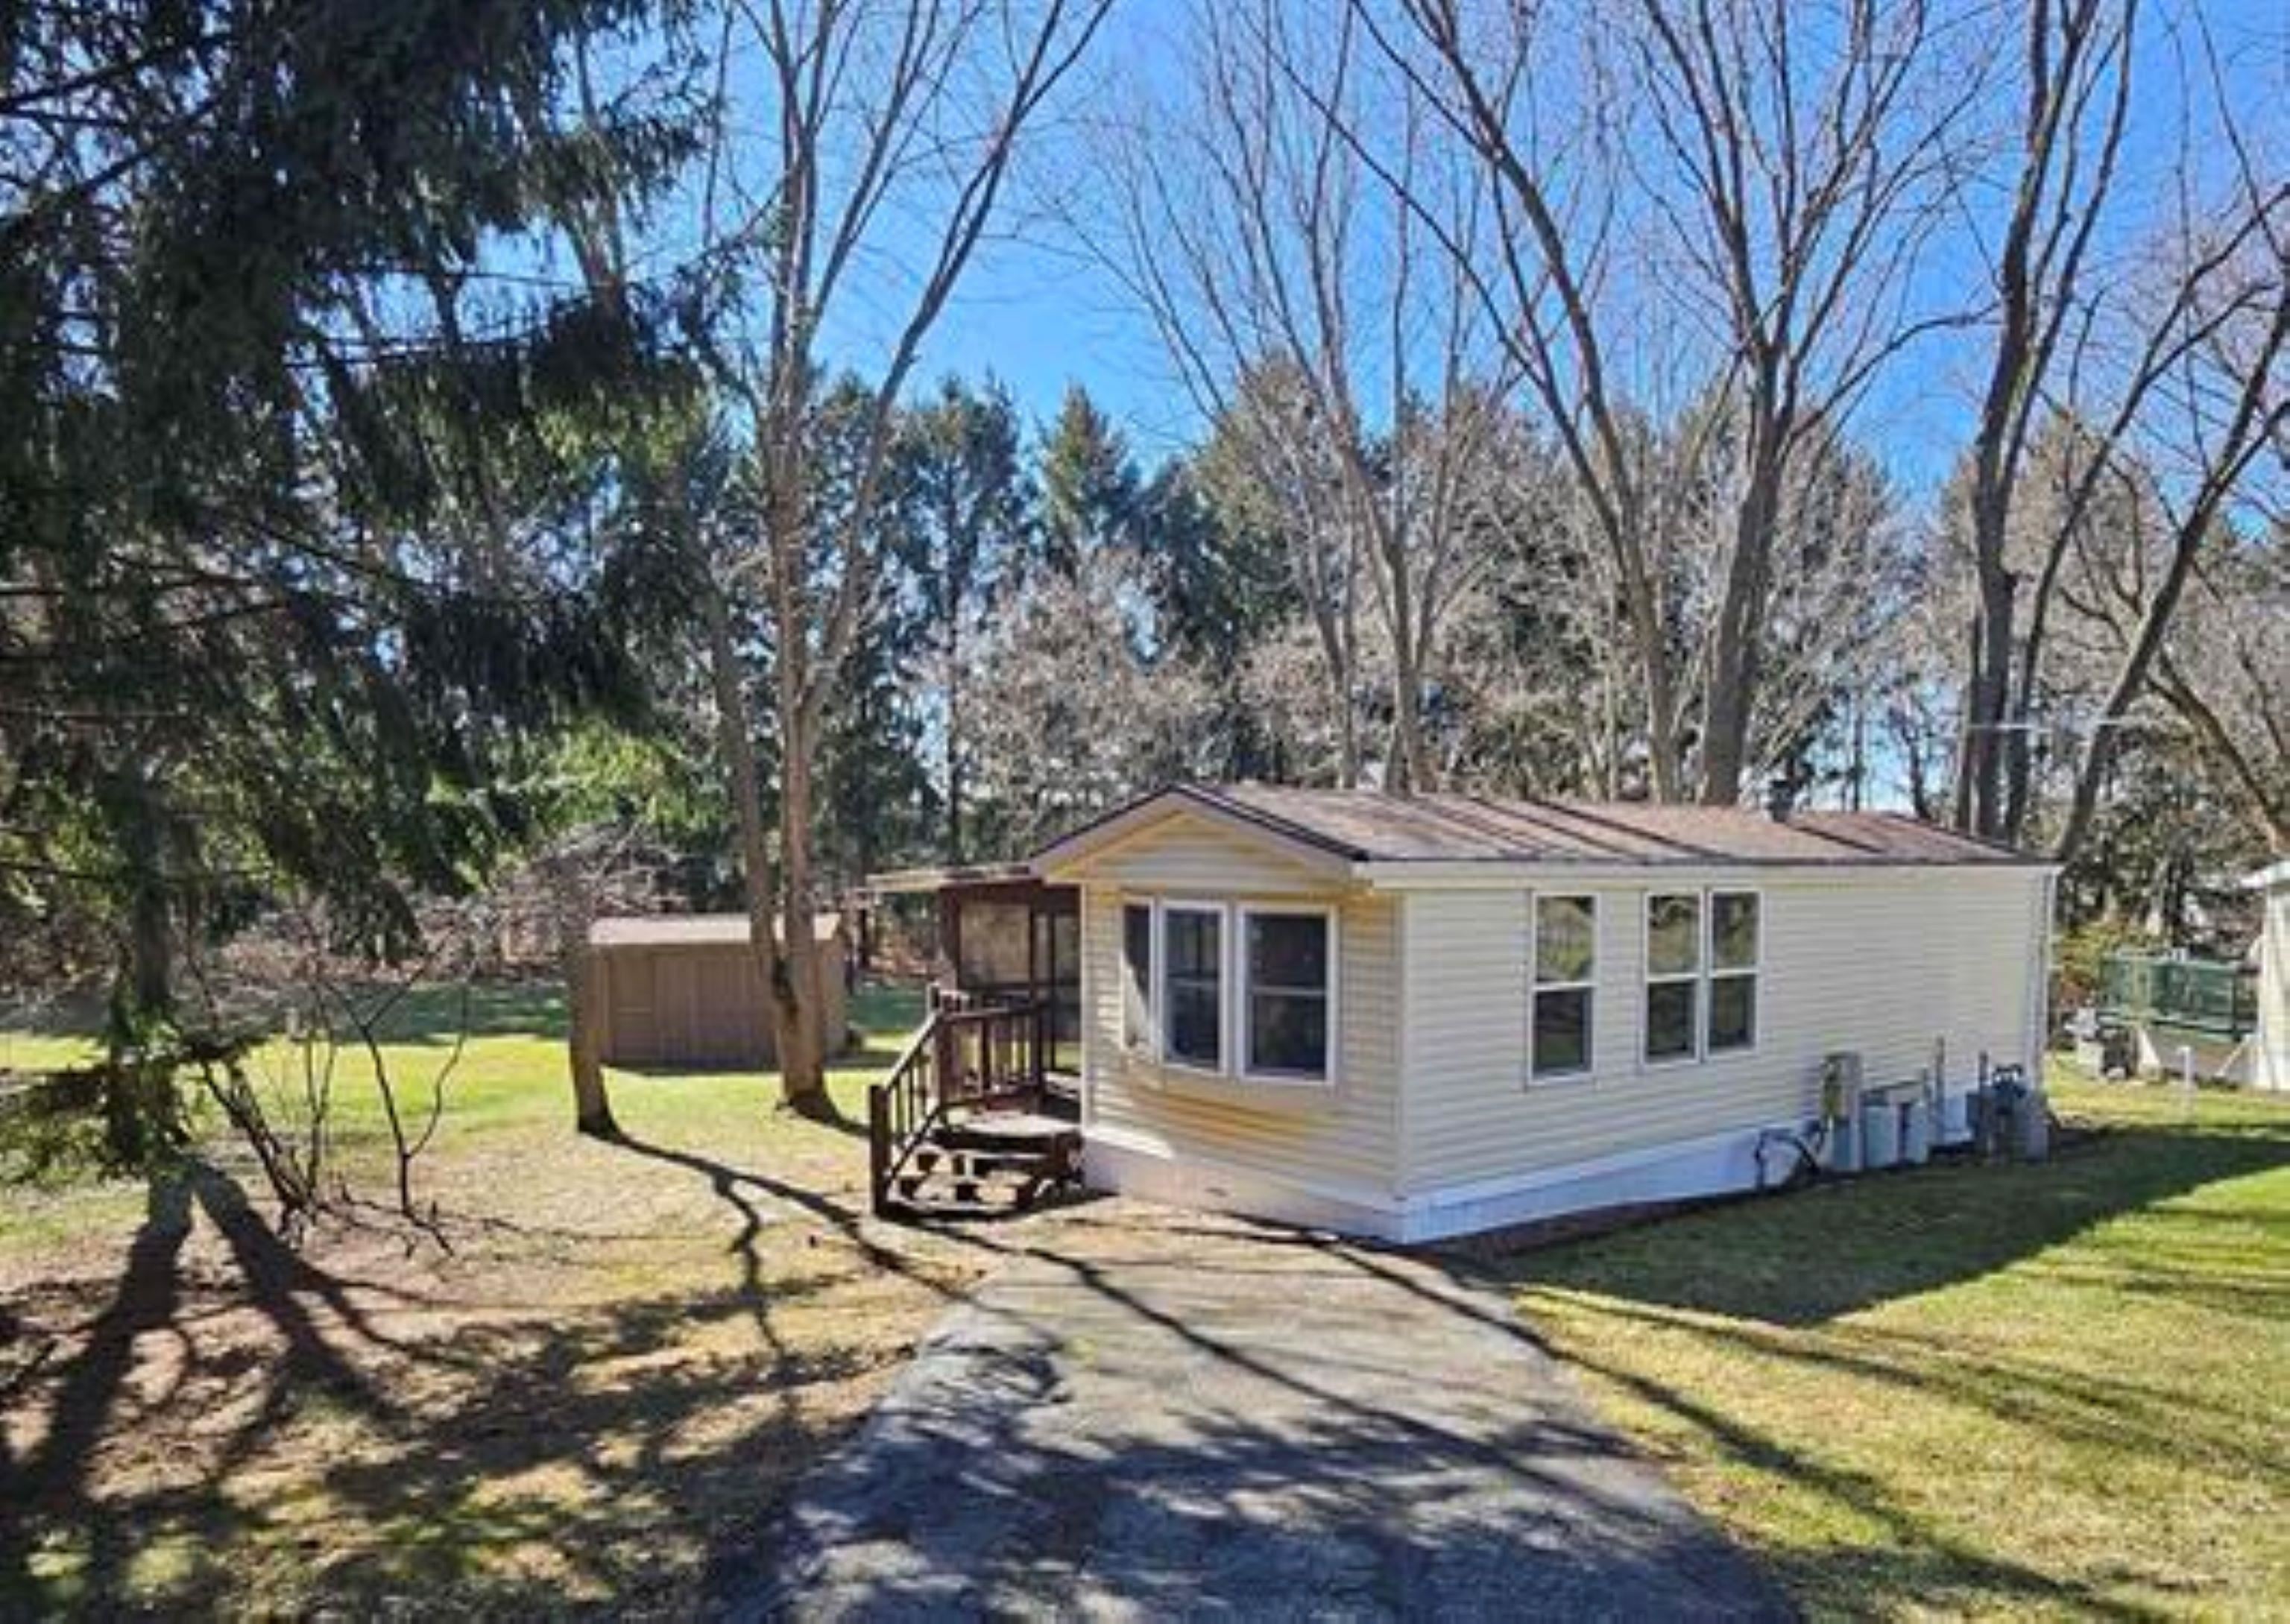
(937, 1110, 1083, 1154)
(883, 1116, 1082, 1221)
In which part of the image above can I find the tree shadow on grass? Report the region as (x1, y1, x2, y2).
(1478, 1113, 2290, 1330)
(0, 1160, 440, 1614)
(0, 1137, 961, 1618)
(1429, 1107, 2290, 1617)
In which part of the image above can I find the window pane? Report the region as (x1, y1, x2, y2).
(1647, 894, 1701, 976)
(1248, 913, 1328, 990)
(1122, 904, 1152, 1048)
(1536, 897, 1596, 984)
(1165, 909, 1220, 979)
(1169, 983, 1222, 1067)
(1249, 991, 1327, 1077)
(1709, 973, 1757, 1052)
(1646, 979, 1697, 1061)
(1712, 893, 1760, 971)
(1533, 988, 1592, 1077)
(1164, 909, 1222, 1067)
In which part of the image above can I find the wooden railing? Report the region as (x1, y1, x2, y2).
(868, 993, 1048, 1216)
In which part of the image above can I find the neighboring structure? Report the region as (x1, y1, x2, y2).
(1014, 783, 2056, 1242)
(2094, 948, 2261, 1084)
(2250, 861, 2290, 1092)
(587, 914, 848, 1070)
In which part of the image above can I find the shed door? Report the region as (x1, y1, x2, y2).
(691, 950, 760, 1064)
(605, 949, 660, 1065)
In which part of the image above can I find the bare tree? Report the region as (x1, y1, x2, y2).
(1100, 0, 1509, 792)
(1945, 3, 2289, 859)
(1953, 0, 2140, 839)
(964, 552, 1214, 850)
(2151, 543, 2290, 854)
(1348, 0, 1982, 803)
(699, 0, 1111, 1105)
(2044, 231, 2290, 862)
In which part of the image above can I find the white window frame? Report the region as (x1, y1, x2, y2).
(1156, 899, 1230, 1075)
(1120, 899, 1158, 1054)
(1706, 888, 1762, 1056)
(1642, 891, 1705, 1068)
(1528, 894, 1597, 1084)
(1237, 904, 1339, 1086)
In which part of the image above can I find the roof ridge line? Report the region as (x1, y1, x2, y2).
(1445, 792, 1650, 860)
(1398, 793, 1549, 856)
(1539, 797, 1719, 859)
(1179, 783, 1372, 862)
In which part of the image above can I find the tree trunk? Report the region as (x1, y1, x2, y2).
(1387, 570, 1430, 794)
(1958, 525, 2017, 839)
(1699, 438, 1785, 806)
(1612, 492, 1686, 803)
(945, 616, 964, 862)
(774, 706, 830, 1105)
(701, 584, 789, 1098)
(1303, 590, 1360, 788)
(2152, 655, 2290, 855)
(566, 944, 618, 1138)
(2053, 538, 2205, 866)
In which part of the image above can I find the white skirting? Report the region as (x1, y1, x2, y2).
(1084, 1118, 1820, 1245)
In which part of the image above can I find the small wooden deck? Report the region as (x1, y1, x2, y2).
(868, 995, 1082, 1221)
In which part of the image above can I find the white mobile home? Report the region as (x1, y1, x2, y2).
(1029, 783, 2057, 1242)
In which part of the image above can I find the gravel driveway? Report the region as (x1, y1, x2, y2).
(748, 1207, 1788, 1621)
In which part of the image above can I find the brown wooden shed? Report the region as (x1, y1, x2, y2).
(587, 914, 848, 1071)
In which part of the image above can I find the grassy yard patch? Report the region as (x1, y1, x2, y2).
(0, 980, 1006, 1617)
(1496, 1078, 2290, 1620)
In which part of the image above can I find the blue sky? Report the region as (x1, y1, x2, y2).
(829, 0, 2286, 493)
(571, 0, 2285, 500)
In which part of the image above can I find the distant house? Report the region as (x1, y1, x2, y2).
(1004, 783, 2057, 1241)
(2249, 861, 2290, 1091)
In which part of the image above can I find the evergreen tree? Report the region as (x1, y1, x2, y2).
(895, 379, 1033, 861)
(1036, 385, 1139, 578)
(0, 0, 700, 1087)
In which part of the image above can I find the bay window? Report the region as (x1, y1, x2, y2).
(1531, 895, 1596, 1080)
(1119, 897, 1337, 1084)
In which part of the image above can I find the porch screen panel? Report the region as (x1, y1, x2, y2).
(958, 900, 1030, 990)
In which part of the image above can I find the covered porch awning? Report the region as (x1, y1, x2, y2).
(852, 862, 1080, 1072)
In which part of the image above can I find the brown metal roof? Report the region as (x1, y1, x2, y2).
(588, 913, 842, 948)
(1098, 783, 2043, 868)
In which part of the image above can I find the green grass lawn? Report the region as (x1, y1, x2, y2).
(0, 979, 989, 1617)
(1496, 1075, 2290, 1620)
(1, 980, 924, 1186)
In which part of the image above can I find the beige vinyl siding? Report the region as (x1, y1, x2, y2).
(1063, 810, 1346, 896)
(1401, 868, 2049, 1192)
(1061, 811, 1402, 1198)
